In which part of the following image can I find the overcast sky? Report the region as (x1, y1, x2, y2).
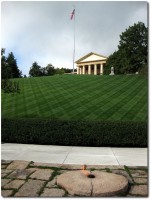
(1, 1, 148, 76)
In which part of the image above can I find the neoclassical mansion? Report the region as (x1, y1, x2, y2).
(75, 52, 107, 75)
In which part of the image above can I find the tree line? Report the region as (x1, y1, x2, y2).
(1, 48, 74, 79)
(29, 62, 74, 77)
(104, 22, 148, 75)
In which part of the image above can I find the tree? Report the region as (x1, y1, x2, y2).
(41, 67, 47, 76)
(1, 50, 22, 79)
(119, 22, 148, 73)
(55, 68, 65, 75)
(1, 48, 8, 79)
(1, 49, 22, 94)
(45, 64, 55, 76)
(29, 62, 42, 77)
(28, 62, 74, 77)
(105, 50, 131, 74)
(105, 22, 148, 74)
(2, 79, 20, 94)
(62, 68, 73, 73)
(1, 48, 5, 56)
(6, 52, 22, 78)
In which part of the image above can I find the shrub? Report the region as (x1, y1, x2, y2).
(1, 119, 147, 147)
(1, 79, 20, 94)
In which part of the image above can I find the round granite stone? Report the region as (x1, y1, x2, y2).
(91, 171, 128, 196)
(57, 170, 128, 197)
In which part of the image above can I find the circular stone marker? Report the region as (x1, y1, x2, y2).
(57, 171, 128, 197)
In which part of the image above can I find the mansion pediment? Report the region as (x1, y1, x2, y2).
(75, 52, 107, 64)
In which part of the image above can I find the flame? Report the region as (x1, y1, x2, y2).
(81, 165, 90, 176)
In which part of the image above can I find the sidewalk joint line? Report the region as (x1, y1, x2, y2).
(111, 148, 120, 165)
(62, 146, 73, 164)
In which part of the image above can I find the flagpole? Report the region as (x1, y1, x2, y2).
(72, 8, 75, 74)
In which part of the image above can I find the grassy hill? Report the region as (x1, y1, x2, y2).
(1, 75, 148, 122)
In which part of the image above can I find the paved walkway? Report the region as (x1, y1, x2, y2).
(1, 160, 148, 197)
(1, 143, 147, 166)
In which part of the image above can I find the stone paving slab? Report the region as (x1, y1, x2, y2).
(8, 168, 36, 179)
(1, 179, 12, 187)
(1, 159, 148, 197)
(1, 169, 14, 178)
(46, 178, 57, 188)
(1, 165, 7, 169)
(129, 185, 148, 196)
(30, 169, 53, 180)
(14, 179, 45, 197)
(1, 190, 14, 197)
(129, 169, 148, 177)
(4, 179, 25, 189)
(41, 188, 65, 197)
(6, 160, 29, 170)
(133, 177, 148, 184)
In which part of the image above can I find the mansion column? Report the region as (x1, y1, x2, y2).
(100, 63, 103, 75)
(77, 66, 79, 74)
(94, 64, 97, 75)
(83, 66, 85, 74)
(88, 65, 91, 75)
(79, 67, 82, 74)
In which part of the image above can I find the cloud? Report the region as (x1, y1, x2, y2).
(1, 1, 148, 75)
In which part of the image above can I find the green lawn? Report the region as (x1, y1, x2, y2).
(1, 75, 148, 122)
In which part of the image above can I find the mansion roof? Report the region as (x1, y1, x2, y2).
(75, 52, 108, 64)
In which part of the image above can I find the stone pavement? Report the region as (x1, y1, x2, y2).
(1, 160, 148, 197)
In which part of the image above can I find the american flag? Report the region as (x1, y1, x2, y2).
(70, 9, 75, 20)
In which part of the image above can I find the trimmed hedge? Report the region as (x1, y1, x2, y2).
(1, 118, 147, 147)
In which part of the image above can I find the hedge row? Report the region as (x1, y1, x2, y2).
(1, 118, 148, 147)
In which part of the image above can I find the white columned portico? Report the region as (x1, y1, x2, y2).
(100, 63, 103, 75)
(88, 65, 91, 75)
(75, 52, 107, 75)
(94, 64, 97, 75)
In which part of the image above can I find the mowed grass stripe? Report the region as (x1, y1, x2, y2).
(32, 78, 56, 117)
(25, 78, 42, 117)
(82, 76, 138, 120)
(99, 77, 146, 120)
(36, 77, 75, 118)
(101, 76, 144, 105)
(15, 79, 28, 117)
(1, 75, 148, 121)
(133, 103, 147, 121)
(29, 78, 56, 117)
(120, 89, 148, 121)
(108, 88, 147, 121)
